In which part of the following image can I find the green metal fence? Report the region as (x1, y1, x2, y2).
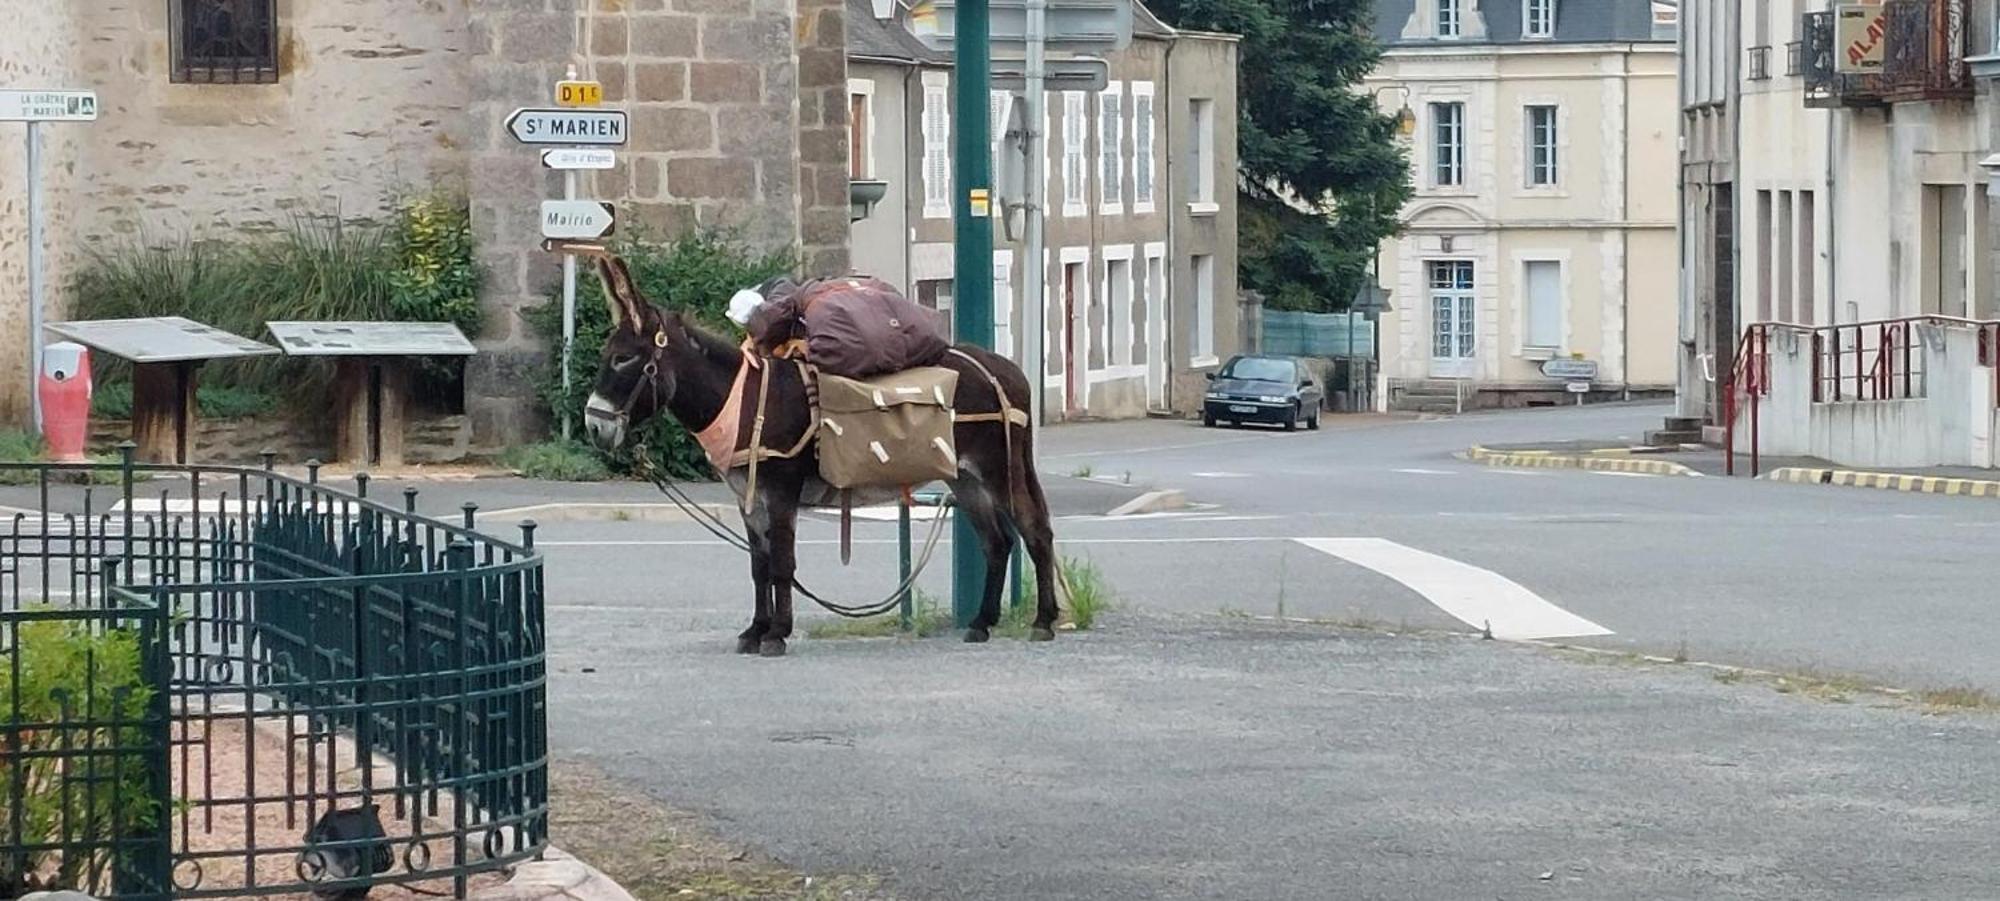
(2, 448, 549, 899)
(1261, 310, 1376, 360)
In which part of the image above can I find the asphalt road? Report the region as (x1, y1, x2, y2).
(526, 403, 2000, 899)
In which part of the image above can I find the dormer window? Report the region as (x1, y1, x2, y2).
(1437, 0, 1462, 38)
(1524, 0, 1555, 38)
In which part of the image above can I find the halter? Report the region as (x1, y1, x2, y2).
(587, 328, 671, 436)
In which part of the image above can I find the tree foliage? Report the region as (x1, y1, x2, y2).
(1148, 0, 1412, 311)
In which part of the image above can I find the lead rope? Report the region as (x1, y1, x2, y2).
(629, 446, 955, 619)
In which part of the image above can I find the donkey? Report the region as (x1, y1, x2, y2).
(579, 255, 1063, 656)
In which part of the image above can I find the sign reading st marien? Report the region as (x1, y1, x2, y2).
(505, 108, 627, 146)
(1834, 3, 1890, 74)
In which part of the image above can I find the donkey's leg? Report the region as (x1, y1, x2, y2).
(1010, 463, 1063, 642)
(738, 502, 775, 654)
(950, 475, 1015, 643)
(759, 488, 802, 658)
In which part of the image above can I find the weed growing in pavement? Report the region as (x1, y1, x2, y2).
(1070, 464, 1094, 479)
(500, 440, 613, 482)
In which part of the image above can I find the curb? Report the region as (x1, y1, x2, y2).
(1764, 467, 2000, 498)
(476, 846, 638, 901)
(475, 502, 737, 524)
(1465, 446, 1698, 477)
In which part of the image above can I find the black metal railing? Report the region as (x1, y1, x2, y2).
(1748, 46, 1772, 81)
(2, 450, 548, 899)
(1802, 10, 1887, 108)
(169, 0, 281, 85)
(1880, 0, 1972, 101)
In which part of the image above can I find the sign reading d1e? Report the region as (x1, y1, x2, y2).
(541, 201, 616, 240)
(1835, 3, 1890, 74)
(507, 108, 627, 145)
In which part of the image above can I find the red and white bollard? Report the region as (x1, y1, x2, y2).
(39, 341, 91, 463)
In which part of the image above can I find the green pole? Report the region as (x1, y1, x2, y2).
(951, 0, 995, 630)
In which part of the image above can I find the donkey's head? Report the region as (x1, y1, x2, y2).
(582, 255, 689, 451)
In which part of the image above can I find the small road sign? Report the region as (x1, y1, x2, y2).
(0, 90, 99, 122)
(1541, 358, 1600, 380)
(541, 201, 616, 240)
(542, 148, 617, 170)
(506, 108, 627, 145)
(556, 80, 604, 107)
(1565, 380, 1592, 394)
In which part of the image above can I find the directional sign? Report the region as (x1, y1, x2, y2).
(1540, 358, 1599, 380)
(542, 201, 616, 240)
(556, 80, 604, 107)
(506, 108, 627, 146)
(0, 90, 98, 122)
(991, 59, 1110, 92)
(542, 148, 617, 170)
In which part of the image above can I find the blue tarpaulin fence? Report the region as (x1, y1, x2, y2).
(1262, 310, 1376, 359)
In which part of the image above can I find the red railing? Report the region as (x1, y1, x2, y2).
(1723, 324, 1772, 477)
(1725, 315, 2000, 477)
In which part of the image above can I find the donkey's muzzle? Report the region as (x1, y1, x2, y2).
(583, 394, 626, 450)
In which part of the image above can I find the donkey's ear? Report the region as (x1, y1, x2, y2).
(595, 256, 649, 329)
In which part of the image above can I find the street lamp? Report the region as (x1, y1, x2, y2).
(1357, 84, 1413, 412)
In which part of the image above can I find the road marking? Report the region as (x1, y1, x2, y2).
(1485, 469, 1548, 477)
(1189, 471, 1253, 479)
(1588, 470, 1659, 479)
(1294, 537, 1612, 641)
(1393, 468, 1457, 475)
(539, 536, 1284, 548)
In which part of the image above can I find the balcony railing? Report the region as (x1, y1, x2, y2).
(1748, 45, 1772, 81)
(1879, 0, 1972, 101)
(1802, 10, 1886, 108)
(1785, 40, 1803, 76)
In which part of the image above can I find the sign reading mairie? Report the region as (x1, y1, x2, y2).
(506, 108, 627, 145)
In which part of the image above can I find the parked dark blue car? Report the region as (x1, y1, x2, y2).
(1202, 354, 1323, 431)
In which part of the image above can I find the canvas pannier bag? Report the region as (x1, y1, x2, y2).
(748, 276, 950, 379)
(816, 367, 961, 490)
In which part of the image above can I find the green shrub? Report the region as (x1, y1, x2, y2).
(0, 616, 160, 895)
(0, 429, 45, 485)
(500, 440, 613, 482)
(90, 383, 275, 421)
(527, 229, 794, 480)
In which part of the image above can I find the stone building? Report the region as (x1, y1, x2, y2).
(0, 0, 850, 449)
(1366, 0, 1680, 412)
(845, 0, 1242, 419)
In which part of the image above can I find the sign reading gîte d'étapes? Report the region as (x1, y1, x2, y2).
(542, 148, 618, 170)
(506, 108, 627, 145)
(1540, 358, 1599, 381)
(1834, 3, 1890, 74)
(0, 90, 98, 122)
(541, 201, 617, 240)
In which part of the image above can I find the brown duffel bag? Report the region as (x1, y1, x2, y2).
(816, 367, 960, 490)
(748, 276, 950, 379)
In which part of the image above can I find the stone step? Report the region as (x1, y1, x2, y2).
(1661, 416, 1703, 432)
(1645, 428, 1705, 446)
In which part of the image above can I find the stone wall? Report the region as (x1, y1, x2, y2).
(0, 3, 88, 422)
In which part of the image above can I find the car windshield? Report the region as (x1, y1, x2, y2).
(1221, 358, 1295, 383)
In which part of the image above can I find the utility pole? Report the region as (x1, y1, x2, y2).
(1023, 0, 1048, 432)
(950, 0, 996, 630)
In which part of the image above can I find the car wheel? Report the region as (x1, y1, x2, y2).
(1284, 404, 1299, 431)
(1307, 407, 1321, 431)
(1203, 413, 1217, 428)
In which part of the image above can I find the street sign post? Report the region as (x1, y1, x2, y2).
(1, 89, 98, 433)
(541, 201, 616, 240)
(505, 108, 628, 145)
(542, 148, 617, 170)
(515, 67, 626, 440)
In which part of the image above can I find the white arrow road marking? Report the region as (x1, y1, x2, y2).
(1393, 468, 1457, 475)
(1294, 537, 1612, 641)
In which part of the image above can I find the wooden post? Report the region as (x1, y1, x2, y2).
(130, 361, 198, 463)
(333, 357, 371, 465)
(333, 357, 413, 467)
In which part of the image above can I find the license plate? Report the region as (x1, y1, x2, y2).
(1228, 405, 1258, 414)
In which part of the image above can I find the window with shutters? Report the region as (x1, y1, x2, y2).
(171, 0, 280, 84)
(1063, 92, 1087, 216)
(848, 79, 875, 180)
(922, 74, 952, 219)
(1100, 84, 1124, 214)
(1132, 83, 1156, 213)
(1523, 260, 1563, 351)
(1188, 98, 1216, 213)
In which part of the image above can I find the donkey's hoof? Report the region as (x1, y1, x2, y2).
(1029, 627, 1057, 642)
(736, 636, 761, 655)
(759, 638, 789, 657)
(962, 628, 991, 644)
